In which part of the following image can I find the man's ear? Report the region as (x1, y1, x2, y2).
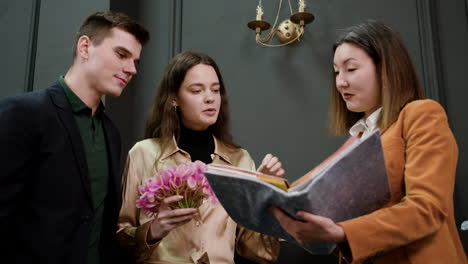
(76, 35, 92, 60)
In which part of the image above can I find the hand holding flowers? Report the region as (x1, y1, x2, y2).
(146, 195, 198, 242)
(136, 161, 217, 242)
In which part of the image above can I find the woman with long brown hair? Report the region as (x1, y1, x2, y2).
(117, 51, 283, 263)
(271, 20, 467, 263)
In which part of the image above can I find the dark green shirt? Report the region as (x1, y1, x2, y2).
(59, 77, 109, 264)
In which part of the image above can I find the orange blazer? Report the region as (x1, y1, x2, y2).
(339, 100, 467, 264)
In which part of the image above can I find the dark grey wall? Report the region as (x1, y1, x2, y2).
(33, 0, 109, 91)
(178, 0, 426, 178)
(109, 0, 427, 175)
(1, 0, 37, 96)
(436, 0, 468, 249)
(1, 0, 108, 94)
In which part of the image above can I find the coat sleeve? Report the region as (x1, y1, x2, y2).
(338, 100, 458, 262)
(0, 99, 37, 226)
(235, 150, 281, 263)
(116, 153, 160, 263)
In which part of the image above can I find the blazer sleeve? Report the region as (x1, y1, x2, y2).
(116, 153, 160, 263)
(235, 151, 281, 263)
(0, 99, 38, 225)
(338, 100, 458, 262)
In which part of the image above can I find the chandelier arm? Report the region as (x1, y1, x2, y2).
(288, 0, 293, 15)
(256, 27, 304, 47)
(271, 0, 283, 30)
(298, 24, 305, 36)
(256, 28, 280, 44)
(259, 0, 283, 43)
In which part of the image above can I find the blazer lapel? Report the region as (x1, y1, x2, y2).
(48, 83, 94, 209)
(102, 115, 121, 198)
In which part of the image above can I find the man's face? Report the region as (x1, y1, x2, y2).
(85, 27, 142, 97)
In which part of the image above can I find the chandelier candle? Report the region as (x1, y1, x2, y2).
(256, 1, 263, 20)
(299, 0, 305, 12)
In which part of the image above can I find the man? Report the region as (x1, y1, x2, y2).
(0, 11, 149, 264)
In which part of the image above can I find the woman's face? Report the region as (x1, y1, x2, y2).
(174, 64, 221, 131)
(333, 43, 381, 117)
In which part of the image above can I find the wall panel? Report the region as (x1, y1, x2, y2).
(437, 0, 468, 252)
(1, 0, 37, 97)
(33, 0, 108, 91)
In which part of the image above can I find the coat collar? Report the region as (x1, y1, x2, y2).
(48, 82, 94, 208)
(159, 136, 234, 165)
(48, 81, 72, 111)
(46, 81, 120, 209)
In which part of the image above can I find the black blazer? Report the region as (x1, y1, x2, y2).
(0, 82, 122, 264)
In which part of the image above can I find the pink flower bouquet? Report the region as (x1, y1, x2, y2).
(136, 161, 218, 217)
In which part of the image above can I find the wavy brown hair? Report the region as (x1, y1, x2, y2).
(144, 51, 239, 148)
(329, 20, 425, 135)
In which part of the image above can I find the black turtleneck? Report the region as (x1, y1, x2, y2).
(177, 126, 215, 164)
(179, 127, 255, 264)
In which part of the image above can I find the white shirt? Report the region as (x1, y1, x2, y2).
(349, 108, 382, 138)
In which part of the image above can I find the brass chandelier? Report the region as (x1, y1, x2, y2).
(247, 0, 315, 47)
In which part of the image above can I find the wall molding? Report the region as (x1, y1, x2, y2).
(415, 0, 445, 107)
(24, 0, 40, 92)
(466, 0, 468, 26)
(169, 0, 183, 59)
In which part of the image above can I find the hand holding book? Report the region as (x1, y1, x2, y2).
(204, 131, 390, 254)
(270, 207, 346, 244)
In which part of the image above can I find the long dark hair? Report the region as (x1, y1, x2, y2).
(144, 51, 239, 148)
(329, 20, 425, 135)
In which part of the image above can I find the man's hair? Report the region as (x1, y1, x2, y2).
(329, 20, 425, 135)
(144, 51, 239, 149)
(72, 11, 149, 59)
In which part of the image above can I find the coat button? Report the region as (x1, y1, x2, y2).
(82, 215, 92, 223)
